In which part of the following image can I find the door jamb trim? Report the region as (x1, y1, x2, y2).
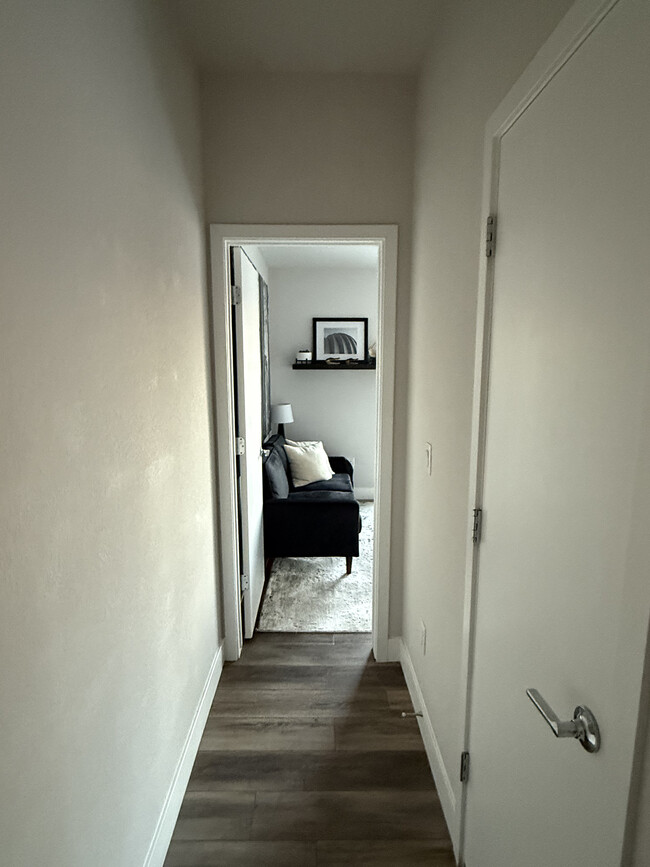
(209, 224, 398, 662)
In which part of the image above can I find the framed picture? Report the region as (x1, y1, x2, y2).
(313, 317, 368, 362)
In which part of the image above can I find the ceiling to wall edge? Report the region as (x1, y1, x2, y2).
(161, 0, 440, 76)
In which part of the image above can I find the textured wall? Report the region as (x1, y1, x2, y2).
(403, 0, 574, 838)
(202, 71, 416, 632)
(0, 1, 218, 864)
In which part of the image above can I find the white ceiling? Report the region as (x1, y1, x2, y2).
(161, 0, 440, 74)
(252, 243, 379, 270)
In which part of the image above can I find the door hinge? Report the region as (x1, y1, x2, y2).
(232, 284, 242, 305)
(472, 508, 483, 544)
(241, 573, 249, 592)
(236, 436, 246, 456)
(460, 750, 470, 783)
(485, 214, 497, 258)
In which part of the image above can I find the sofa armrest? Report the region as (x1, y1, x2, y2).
(328, 456, 354, 483)
(264, 492, 360, 558)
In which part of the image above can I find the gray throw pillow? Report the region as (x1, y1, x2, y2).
(265, 449, 290, 498)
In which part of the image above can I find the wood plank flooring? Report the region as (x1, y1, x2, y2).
(164, 633, 455, 866)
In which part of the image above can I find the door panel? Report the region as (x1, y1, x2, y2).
(233, 248, 265, 639)
(465, 2, 650, 863)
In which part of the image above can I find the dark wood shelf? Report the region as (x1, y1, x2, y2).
(292, 359, 376, 370)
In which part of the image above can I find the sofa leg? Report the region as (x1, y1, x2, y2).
(265, 558, 275, 581)
(346, 556, 353, 575)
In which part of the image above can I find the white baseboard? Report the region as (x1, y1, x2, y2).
(144, 642, 224, 867)
(397, 639, 458, 853)
(355, 487, 375, 500)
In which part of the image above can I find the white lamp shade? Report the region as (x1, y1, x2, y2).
(271, 403, 294, 424)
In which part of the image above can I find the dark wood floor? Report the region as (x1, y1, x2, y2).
(164, 633, 455, 866)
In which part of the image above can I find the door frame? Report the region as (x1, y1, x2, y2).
(210, 224, 398, 662)
(457, 0, 625, 858)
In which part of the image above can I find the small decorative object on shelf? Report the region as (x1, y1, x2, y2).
(295, 349, 312, 363)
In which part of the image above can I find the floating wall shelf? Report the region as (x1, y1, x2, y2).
(292, 360, 376, 370)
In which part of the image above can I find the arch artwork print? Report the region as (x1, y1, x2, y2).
(324, 330, 358, 354)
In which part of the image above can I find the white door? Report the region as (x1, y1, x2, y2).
(464, 1, 650, 864)
(232, 247, 265, 639)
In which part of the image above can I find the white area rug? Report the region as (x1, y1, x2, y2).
(257, 502, 373, 632)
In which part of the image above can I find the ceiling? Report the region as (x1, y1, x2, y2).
(252, 244, 379, 270)
(161, 0, 440, 74)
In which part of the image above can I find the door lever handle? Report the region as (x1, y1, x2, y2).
(526, 688, 600, 753)
(526, 689, 578, 738)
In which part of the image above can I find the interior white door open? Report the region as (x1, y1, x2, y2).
(463, 1, 650, 864)
(232, 247, 265, 639)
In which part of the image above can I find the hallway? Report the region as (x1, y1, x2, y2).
(164, 633, 454, 865)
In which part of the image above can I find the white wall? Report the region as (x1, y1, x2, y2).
(403, 0, 574, 840)
(268, 266, 378, 494)
(0, 1, 219, 865)
(201, 71, 416, 631)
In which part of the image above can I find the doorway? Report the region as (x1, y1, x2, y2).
(251, 243, 379, 634)
(210, 225, 398, 662)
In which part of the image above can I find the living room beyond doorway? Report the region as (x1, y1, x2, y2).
(251, 242, 379, 633)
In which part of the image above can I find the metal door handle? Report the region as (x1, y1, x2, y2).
(526, 688, 600, 753)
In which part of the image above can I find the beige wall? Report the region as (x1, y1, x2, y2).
(201, 71, 416, 631)
(0, 1, 219, 864)
(403, 0, 574, 833)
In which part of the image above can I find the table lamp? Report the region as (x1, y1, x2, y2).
(271, 403, 294, 437)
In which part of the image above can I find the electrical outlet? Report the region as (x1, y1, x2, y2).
(425, 442, 433, 476)
(420, 619, 427, 655)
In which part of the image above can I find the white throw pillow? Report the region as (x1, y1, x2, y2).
(283, 440, 333, 487)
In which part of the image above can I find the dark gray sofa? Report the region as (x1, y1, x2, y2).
(262, 434, 361, 577)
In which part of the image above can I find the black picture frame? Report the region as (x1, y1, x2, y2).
(313, 317, 368, 362)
